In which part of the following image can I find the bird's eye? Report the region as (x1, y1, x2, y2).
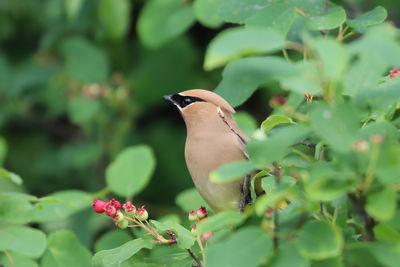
(184, 97, 193, 104)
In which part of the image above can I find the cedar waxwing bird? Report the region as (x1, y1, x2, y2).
(163, 89, 251, 212)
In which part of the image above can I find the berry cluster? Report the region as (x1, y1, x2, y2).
(188, 206, 213, 242)
(92, 199, 148, 229)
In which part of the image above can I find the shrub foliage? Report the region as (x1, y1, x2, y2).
(1, 0, 400, 266)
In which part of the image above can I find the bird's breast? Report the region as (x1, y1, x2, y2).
(184, 131, 246, 211)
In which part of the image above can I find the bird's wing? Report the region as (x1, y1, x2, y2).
(216, 106, 250, 159)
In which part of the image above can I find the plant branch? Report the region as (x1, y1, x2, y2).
(167, 230, 202, 267)
(187, 248, 203, 267)
(273, 163, 282, 251)
(347, 193, 376, 241)
(196, 235, 206, 263)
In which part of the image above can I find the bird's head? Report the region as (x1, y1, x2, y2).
(163, 89, 235, 122)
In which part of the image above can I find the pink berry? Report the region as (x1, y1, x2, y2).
(390, 68, 400, 79)
(202, 232, 213, 242)
(92, 199, 106, 213)
(136, 206, 148, 221)
(109, 198, 121, 211)
(197, 206, 208, 219)
(188, 210, 197, 221)
(104, 203, 117, 217)
(123, 201, 136, 214)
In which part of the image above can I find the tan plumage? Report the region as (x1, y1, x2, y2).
(164, 89, 249, 212)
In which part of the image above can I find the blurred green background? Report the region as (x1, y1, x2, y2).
(0, 0, 399, 243)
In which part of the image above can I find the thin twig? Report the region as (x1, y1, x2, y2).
(196, 235, 206, 263)
(166, 230, 178, 245)
(347, 193, 376, 241)
(176, 229, 203, 267)
(320, 202, 325, 216)
(273, 163, 282, 251)
(187, 248, 203, 267)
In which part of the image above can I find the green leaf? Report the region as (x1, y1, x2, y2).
(0, 193, 37, 224)
(312, 257, 344, 267)
(204, 27, 285, 70)
(31, 190, 92, 222)
(210, 160, 255, 183)
(175, 187, 211, 212)
(0, 136, 7, 166)
(370, 242, 400, 267)
(67, 96, 101, 124)
(42, 230, 91, 267)
(344, 243, 381, 267)
(150, 220, 195, 249)
(233, 112, 258, 137)
(309, 103, 360, 153)
(193, 0, 229, 28)
(261, 115, 293, 132)
(106, 145, 156, 197)
(92, 238, 153, 267)
(98, 0, 131, 40)
(255, 182, 292, 216)
(261, 175, 296, 193)
(206, 226, 272, 267)
(347, 6, 387, 30)
(355, 79, 400, 114)
(349, 24, 400, 67)
(0, 192, 38, 202)
(344, 53, 387, 95)
(94, 231, 133, 253)
(60, 37, 109, 83)
(374, 223, 400, 243)
(215, 56, 298, 107)
(0, 226, 46, 258)
(296, 221, 343, 260)
(0, 251, 38, 267)
(248, 124, 310, 167)
(137, 0, 195, 48)
(245, 4, 297, 36)
(250, 170, 269, 201)
(304, 162, 356, 201)
(305, 7, 346, 31)
(0, 168, 22, 186)
(196, 210, 244, 234)
(366, 187, 396, 221)
(218, 0, 270, 24)
(270, 243, 309, 267)
(312, 38, 348, 79)
(281, 61, 323, 95)
(64, 0, 84, 20)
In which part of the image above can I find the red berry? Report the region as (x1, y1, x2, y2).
(104, 203, 117, 217)
(123, 201, 136, 214)
(202, 232, 213, 242)
(109, 198, 121, 211)
(92, 199, 106, 213)
(136, 206, 148, 221)
(390, 68, 400, 79)
(197, 206, 208, 219)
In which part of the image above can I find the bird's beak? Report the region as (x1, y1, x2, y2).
(163, 94, 174, 104)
